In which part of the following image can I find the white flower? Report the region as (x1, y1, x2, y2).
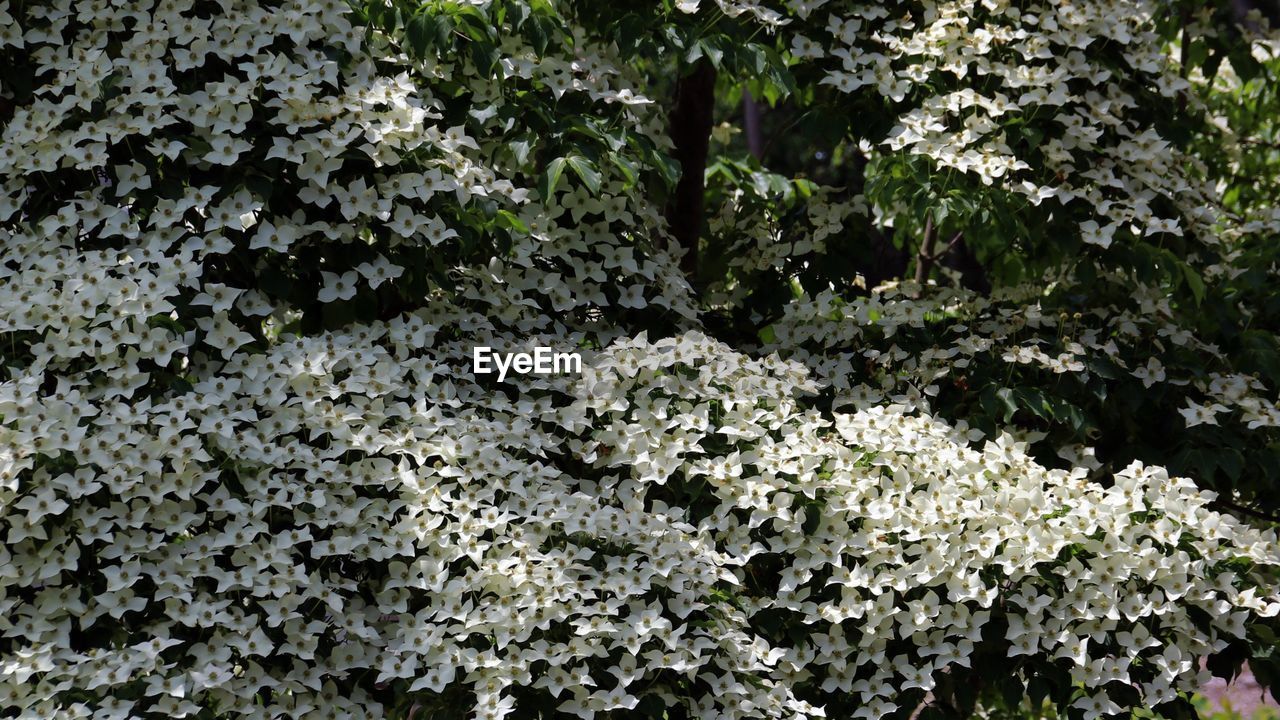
(317, 271, 359, 302)
(1178, 400, 1227, 427)
(355, 256, 404, 288)
(1132, 357, 1166, 388)
(1081, 219, 1115, 248)
(196, 312, 255, 359)
(1072, 690, 1122, 720)
(249, 221, 300, 252)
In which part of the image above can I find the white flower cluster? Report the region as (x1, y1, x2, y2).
(1, 1, 1279, 719)
(744, 0, 1225, 248)
(581, 332, 1280, 719)
(766, 277, 1280, 434)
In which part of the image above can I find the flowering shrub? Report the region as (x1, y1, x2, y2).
(2, 1, 1280, 719)
(691, 0, 1280, 509)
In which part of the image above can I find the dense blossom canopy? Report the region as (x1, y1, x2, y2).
(2, 0, 1280, 719)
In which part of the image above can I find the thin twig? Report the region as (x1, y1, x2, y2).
(925, 231, 965, 262)
(1210, 498, 1280, 526)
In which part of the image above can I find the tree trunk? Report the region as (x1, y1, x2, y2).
(913, 216, 937, 289)
(666, 60, 717, 286)
(742, 89, 763, 160)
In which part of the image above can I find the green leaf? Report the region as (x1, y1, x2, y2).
(452, 4, 492, 35)
(650, 149, 681, 190)
(564, 115, 605, 143)
(526, 14, 557, 56)
(1207, 642, 1248, 682)
(1057, 402, 1086, 433)
(434, 15, 456, 48)
(495, 209, 529, 234)
(1013, 387, 1053, 421)
(510, 138, 533, 166)
(762, 46, 796, 95)
(1173, 447, 1217, 487)
(999, 675, 1024, 710)
(565, 154, 602, 194)
(1218, 448, 1244, 482)
(688, 38, 724, 68)
(322, 299, 357, 330)
(635, 695, 666, 719)
(1027, 676, 1050, 711)
(743, 44, 767, 74)
(257, 265, 293, 299)
(610, 154, 638, 188)
(1086, 354, 1123, 380)
(471, 41, 500, 76)
(539, 156, 568, 200)
(1254, 623, 1277, 648)
(1180, 261, 1205, 306)
(405, 13, 436, 58)
(507, 3, 529, 30)
(980, 386, 1019, 423)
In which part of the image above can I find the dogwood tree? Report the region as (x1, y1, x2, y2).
(2, 0, 1280, 719)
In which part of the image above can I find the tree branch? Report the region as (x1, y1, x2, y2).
(1210, 497, 1280, 525)
(940, 232, 992, 295)
(926, 231, 965, 262)
(913, 215, 937, 289)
